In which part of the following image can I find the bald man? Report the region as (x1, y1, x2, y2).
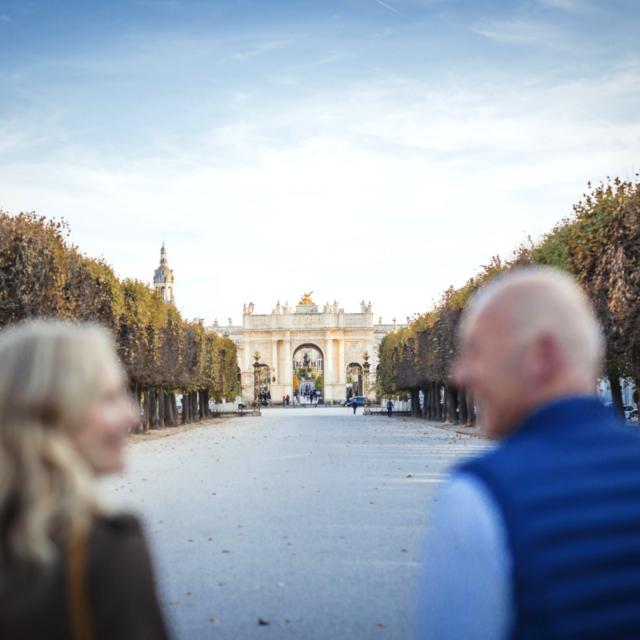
(414, 267, 640, 640)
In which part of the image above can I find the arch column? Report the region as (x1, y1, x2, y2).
(339, 337, 345, 384)
(271, 339, 278, 383)
(284, 332, 293, 397)
(324, 332, 334, 403)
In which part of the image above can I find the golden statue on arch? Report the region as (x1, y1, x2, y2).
(299, 291, 315, 305)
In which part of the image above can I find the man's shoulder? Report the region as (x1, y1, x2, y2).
(455, 415, 640, 498)
(452, 432, 549, 497)
(454, 440, 510, 476)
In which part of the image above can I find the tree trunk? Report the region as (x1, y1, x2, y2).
(424, 384, 430, 419)
(143, 388, 151, 433)
(410, 387, 420, 417)
(165, 393, 174, 426)
(467, 392, 476, 426)
(140, 389, 145, 432)
(446, 384, 457, 423)
(151, 388, 159, 429)
(200, 390, 207, 419)
(442, 385, 447, 421)
(608, 367, 624, 417)
(424, 383, 430, 419)
(458, 387, 468, 425)
(158, 388, 165, 428)
(182, 390, 188, 424)
(164, 389, 170, 426)
(132, 383, 142, 434)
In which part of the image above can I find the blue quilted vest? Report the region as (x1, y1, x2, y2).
(460, 396, 640, 639)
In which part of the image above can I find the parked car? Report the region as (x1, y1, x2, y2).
(344, 396, 367, 408)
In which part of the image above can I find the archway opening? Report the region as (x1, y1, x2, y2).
(292, 344, 324, 404)
(256, 364, 271, 405)
(346, 362, 363, 399)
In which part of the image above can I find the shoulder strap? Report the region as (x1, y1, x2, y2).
(67, 520, 93, 640)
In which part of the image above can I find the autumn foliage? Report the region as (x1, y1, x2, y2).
(0, 212, 240, 432)
(377, 177, 640, 423)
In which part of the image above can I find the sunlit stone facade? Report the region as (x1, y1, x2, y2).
(212, 296, 401, 405)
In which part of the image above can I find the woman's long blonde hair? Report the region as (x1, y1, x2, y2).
(0, 320, 125, 567)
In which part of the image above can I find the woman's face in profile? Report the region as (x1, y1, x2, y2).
(71, 367, 137, 475)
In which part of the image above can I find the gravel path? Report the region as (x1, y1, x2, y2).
(101, 407, 490, 639)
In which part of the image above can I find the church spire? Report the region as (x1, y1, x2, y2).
(153, 243, 175, 305)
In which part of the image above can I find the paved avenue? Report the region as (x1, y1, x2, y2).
(102, 408, 489, 639)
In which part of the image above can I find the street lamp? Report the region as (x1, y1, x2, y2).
(253, 351, 261, 411)
(363, 351, 371, 410)
(362, 352, 372, 415)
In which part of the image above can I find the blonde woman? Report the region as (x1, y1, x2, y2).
(0, 320, 169, 639)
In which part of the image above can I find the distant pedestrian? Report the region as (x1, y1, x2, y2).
(286, 394, 290, 406)
(386, 399, 393, 418)
(352, 402, 357, 415)
(415, 267, 640, 640)
(0, 320, 168, 639)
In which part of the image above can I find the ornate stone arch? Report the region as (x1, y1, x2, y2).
(346, 362, 363, 398)
(292, 343, 324, 399)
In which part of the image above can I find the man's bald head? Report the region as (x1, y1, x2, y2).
(462, 267, 604, 376)
(454, 267, 603, 438)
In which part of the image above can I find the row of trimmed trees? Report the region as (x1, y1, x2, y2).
(0, 212, 241, 432)
(377, 176, 640, 424)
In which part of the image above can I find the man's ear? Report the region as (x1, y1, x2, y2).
(530, 331, 563, 383)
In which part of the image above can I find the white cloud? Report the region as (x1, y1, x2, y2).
(1, 60, 639, 324)
(471, 18, 579, 51)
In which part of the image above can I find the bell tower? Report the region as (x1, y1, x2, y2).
(153, 242, 175, 305)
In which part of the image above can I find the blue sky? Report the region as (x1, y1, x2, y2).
(1, 0, 639, 324)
